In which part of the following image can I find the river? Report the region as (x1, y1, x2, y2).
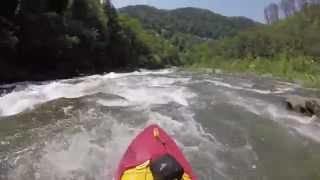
(1, 69, 320, 180)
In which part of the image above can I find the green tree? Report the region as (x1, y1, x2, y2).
(71, 0, 107, 30)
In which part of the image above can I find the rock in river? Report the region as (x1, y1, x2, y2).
(285, 95, 320, 118)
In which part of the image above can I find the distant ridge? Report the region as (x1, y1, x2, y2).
(119, 5, 260, 39)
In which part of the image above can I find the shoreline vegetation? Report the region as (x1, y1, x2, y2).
(185, 2, 320, 88)
(185, 55, 320, 89)
(120, 2, 320, 89)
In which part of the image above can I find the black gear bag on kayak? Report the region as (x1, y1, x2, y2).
(150, 154, 184, 180)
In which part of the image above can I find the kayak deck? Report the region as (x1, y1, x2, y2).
(115, 124, 197, 180)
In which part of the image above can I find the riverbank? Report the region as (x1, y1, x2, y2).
(185, 56, 320, 89)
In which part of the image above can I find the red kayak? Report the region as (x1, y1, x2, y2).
(115, 124, 197, 180)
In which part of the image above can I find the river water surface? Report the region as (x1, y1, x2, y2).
(1, 69, 320, 180)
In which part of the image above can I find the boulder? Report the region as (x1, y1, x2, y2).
(285, 95, 320, 118)
(285, 95, 309, 114)
(306, 100, 320, 117)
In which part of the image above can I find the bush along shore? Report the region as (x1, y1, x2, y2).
(185, 55, 320, 88)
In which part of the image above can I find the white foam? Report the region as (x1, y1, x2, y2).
(8, 111, 138, 180)
(226, 92, 320, 142)
(294, 124, 320, 142)
(0, 69, 182, 116)
(0, 81, 93, 116)
(100, 69, 174, 79)
(118, 86, 194, 106)
(8, 106, 228, 180)
(144, 106, 229, 177)
(96, 99, 130, 107)
(205, 79, 294, 95)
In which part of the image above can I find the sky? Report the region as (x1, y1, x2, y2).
(112, 0, 278, 22)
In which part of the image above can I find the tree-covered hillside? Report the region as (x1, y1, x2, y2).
(0, 0, 178, 83)
(119, 5, 259, 40)
(186, 2, 320, 87)
(2, 0, 319, 88)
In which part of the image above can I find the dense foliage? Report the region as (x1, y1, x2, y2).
(187, 4, 320, 60)
(0, 0, 178, 83)
(185, 4, 320, 87)
(2, 1, 320, 88)
(119, 5, 259, 59)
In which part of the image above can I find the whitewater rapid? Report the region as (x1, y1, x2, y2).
(1, 69, 320, 180)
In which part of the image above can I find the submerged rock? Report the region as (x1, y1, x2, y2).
(285, 95, 320, 118)
(285, 95, 309, 114)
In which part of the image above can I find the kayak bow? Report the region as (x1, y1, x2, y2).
(114, 124, 197, 180)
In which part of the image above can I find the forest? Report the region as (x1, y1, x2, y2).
(120, 0, 319, 87)
(0, 0, 179, 83)
(1, 0, 320, 87)
(120, 5, 259, 56)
